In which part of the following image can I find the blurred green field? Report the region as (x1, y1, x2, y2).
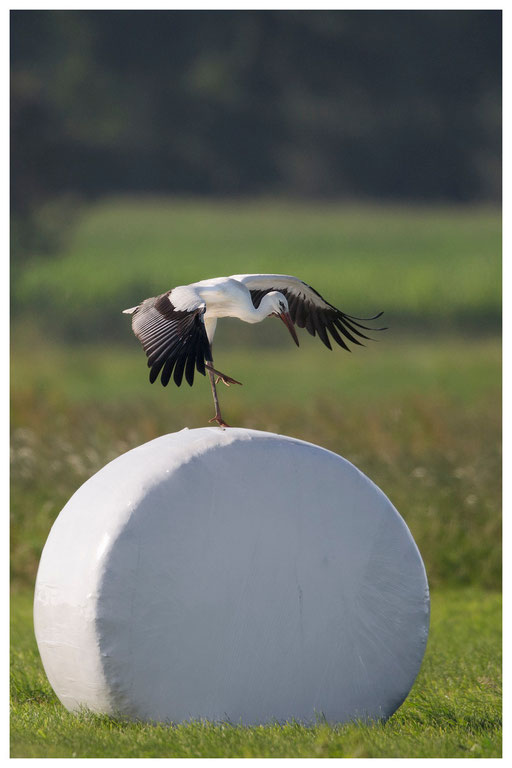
(11, 199, 501, 757)
(12, 198, 501, 339)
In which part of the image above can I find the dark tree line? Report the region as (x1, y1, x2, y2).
(11, 9, 501, 218)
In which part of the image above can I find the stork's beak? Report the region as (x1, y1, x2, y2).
(279, 312, 300, 347)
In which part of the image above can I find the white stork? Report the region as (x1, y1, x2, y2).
(123, 274, 385, 427)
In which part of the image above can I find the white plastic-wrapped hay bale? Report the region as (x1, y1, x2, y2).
(34, 428, 429, 725)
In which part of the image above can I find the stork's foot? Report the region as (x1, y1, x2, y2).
(208, 414, 231, 428)
(215, 374, 241, 388)
(205, 364, 242, 387)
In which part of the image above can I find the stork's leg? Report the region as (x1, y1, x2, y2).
(206, 359, 230, 428)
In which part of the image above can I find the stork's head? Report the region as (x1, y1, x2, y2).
(263, 291, 300, 347)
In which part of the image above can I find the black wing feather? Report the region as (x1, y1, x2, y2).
(130, 292, 211, 387)
(173, 351, 187, 387)
(323, 317, 351, 351)
(333, 317, 364, 347)
(185, 345, 197, 387)
(161, 355, 178, 387)
(337, 316, 373, 341)
(304, 310, 316, 336)
(313, 312, 332, 349)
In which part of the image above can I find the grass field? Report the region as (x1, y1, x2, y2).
(10, 199, 501, 757)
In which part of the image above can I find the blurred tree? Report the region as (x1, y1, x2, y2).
(10, 9, 501, 260)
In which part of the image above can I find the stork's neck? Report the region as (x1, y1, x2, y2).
(235, 294, 274, 324)
(199, 282, 281, 323)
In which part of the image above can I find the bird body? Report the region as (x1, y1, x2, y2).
(124, 273, 384, 426)
(164, 276, 293, 328)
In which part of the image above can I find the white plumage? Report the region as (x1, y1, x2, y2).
(123, 273, 385, 427)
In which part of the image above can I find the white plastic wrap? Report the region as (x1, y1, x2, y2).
(34, 428, 429, 724)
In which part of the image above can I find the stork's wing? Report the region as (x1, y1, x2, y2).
(231, 274, 385, 351)
(124, 292, 211, 386)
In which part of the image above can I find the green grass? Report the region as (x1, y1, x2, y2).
(11, 199, 501, 756)
(11, 588, 501, 757)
